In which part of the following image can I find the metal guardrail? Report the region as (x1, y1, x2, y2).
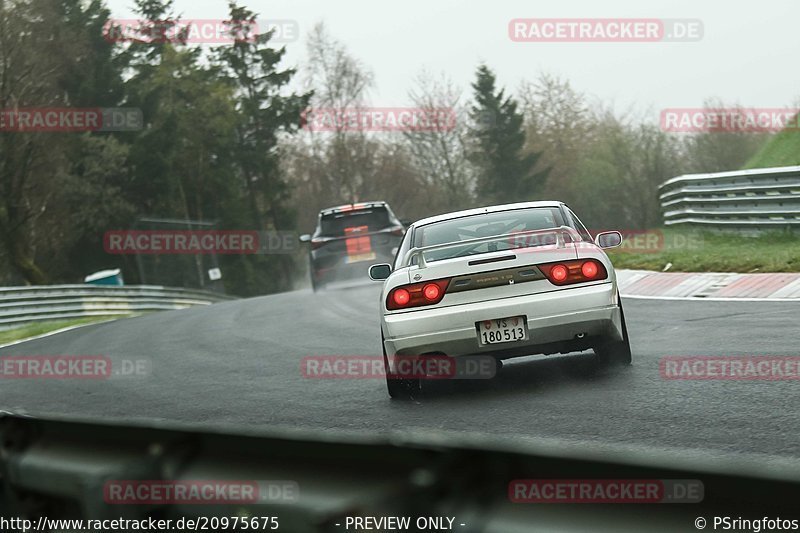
(0, 285, 234, 329)
(659, 165, 800, 229)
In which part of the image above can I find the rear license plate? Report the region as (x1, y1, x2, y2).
(477, 316, 528, 345)
(346, 252, 376, 263)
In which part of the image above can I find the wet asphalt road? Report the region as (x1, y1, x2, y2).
(1, 283, 799, 460)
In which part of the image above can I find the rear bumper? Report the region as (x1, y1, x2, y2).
(311, 239, 400, 283)
(312, 252, 394, 282)
(382, 282, 622, 358)
(312, 257, 379, 282)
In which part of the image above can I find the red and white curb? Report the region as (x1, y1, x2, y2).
(617, 270, 800, 301)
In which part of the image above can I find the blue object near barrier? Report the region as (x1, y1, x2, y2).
(84, 269, 124, 286)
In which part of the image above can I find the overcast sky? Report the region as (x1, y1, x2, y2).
(105, 0, 800, 122)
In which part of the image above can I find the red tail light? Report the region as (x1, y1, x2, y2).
(423, 283, 441, 300)
(550, 264, 568, 282)
(581, 261, 599, 279)
(387, 278, 450, 310)
(392, 288, 411, 307)
(540, 259, 607, 286)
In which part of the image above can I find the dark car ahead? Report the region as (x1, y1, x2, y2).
(300, 202, 405, 291)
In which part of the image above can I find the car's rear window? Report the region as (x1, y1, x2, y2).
(412, 207, 566, 263)
(319, 207, 392, 237)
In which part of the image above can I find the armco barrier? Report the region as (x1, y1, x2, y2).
(659, 165, 800, 229)
(0, 285, 234, 329)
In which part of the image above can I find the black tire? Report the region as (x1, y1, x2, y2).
(310, 270, 325, 292)
(309, 255, 323, 292)
(594, 298, 632, 367)
(382, 334, 420, 399)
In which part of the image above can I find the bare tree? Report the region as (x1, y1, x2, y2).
(0, 0, 72, 283)
(518, 72, 595, 203)
(681, 98, 770, 172)
(305, 22, 372, 111)
(403, 71, 474, 212)
(300, 22, 375, 203)
(569, 109, 685, 229)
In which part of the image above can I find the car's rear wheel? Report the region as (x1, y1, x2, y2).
(594, 298, 632, 367)
(310, 271, 325, 292)
(382, 334, 420, 399)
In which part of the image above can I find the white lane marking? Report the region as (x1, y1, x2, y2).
(665, 273, 741, 298)
(621, 294, 800, 303)
(0, 318, 122, 349)
(615, 271, 650, 290)
(768, 277, 800, 299)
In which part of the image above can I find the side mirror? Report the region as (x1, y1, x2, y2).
(400, 219, 413, 228)
(299, 234, 311, 243)
(595, 231, 622, 249)
(368, 263, 392, 281)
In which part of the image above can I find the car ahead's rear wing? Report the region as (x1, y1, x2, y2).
(313, 226, 400, 244)
(319, 201, 387, 216)
(403, 225, 582, 269)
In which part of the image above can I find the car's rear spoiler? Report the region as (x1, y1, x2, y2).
(403, 225, 582, 269)
(313, 226, 402, 244)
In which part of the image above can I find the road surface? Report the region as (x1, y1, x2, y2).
(1, 283, 798, 459)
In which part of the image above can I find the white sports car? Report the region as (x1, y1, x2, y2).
(368, 201, 631, 398)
